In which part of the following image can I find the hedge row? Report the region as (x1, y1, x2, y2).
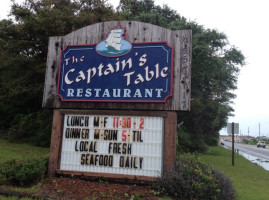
(0, 155, 49, 186)
(0, 153, 236, 200)
(155, 154, 237, 200)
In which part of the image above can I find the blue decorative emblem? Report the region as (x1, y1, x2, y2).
(57, 26, 173, 102)
(96, 26, 132, 57)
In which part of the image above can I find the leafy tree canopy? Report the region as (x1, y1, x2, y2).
(0, 0, 245, 151)
(0, 0, 121, 146)
(116, 0, 245, 151)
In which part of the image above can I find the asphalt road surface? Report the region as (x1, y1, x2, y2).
(222, 141, 269, 160)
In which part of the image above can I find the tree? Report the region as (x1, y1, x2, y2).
(118, 0, 182, 28)
(0, 0, 121, 146)
(0, 0, 245, 151)
(117, 0, 245, 152)
(178, 23, 245, 151)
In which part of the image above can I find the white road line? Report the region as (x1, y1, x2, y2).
(236, 147, 269, 160)
(224, 143, 269, 160)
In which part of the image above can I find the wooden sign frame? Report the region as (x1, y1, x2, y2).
(43, 21, 191, 180)
(42, 21, 192, 111)
(49, 109, 177, 181)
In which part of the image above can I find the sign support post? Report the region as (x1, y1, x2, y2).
(232, 122, 234, 166)
(227, 122, 239, 166)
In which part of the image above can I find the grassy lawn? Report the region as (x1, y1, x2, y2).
(0, 139, 49, 199)
(0, 195, 33, 200)
(0, 139, 49, 163)
(199, 146, 269, 200)
(2, 139, 269, 199)
(0, 140, 171, 199)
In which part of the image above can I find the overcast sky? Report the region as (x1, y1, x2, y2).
(1, 0, 269, 137)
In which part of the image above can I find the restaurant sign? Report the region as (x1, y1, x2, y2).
(60, 114, 164, 177)
(57, 26, 173, 102)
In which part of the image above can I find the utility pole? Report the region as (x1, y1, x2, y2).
(232, 122, 234, 166)
(248, 127, 249, 137)
(259, 123, 260, 138)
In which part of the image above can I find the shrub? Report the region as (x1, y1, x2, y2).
(6, 110, 52, 147)
(212, 169, 237, 200)
(155, 154, 236, 200)
(177, 129, 208, 153)
(0, 155, 49, 186)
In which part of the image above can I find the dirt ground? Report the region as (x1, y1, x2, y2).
(33, 177, 167, 200)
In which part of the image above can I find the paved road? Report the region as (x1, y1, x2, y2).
(222, 141, 269, 160)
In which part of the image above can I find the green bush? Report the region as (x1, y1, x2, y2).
(212, 169, 237, 200)
(177, 128, 208, 153)
(0, 155, 49, 186)
(203, 132, 219, 146)
(6, 110, 52, 147)
(155, 154, 236, 200)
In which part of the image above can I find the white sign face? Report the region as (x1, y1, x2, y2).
(227, 123, 239, 135)
(60, 114, 164, 177)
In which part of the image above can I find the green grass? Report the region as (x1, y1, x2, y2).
(199, 146, 269, 200)
(1, 182, 43, 194)
(0, 195, 33, 200)
(0, 139, 49, 163)
(3, 139, 267, 199)
(0, 139, 48, 198)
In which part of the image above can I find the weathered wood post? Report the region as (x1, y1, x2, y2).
(232, 122, 235, 166)
(43, 21, 191, 181)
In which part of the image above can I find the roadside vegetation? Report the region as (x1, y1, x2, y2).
(0, 0, 251, 199)
(0, 139, 49, 163)
(0, 139, 236, 200)
(1, 140, 269, 199)
(0, 196, 33, 200)
(199, 146, 269, 200)
(156, 154, 236, 200)
(243, 138, 269, 145)
(0, 0, 245, 152)
(0, 139, 49, 186)
(0, 139, 49, 198)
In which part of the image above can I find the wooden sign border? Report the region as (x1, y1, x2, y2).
(42, 21, 192, 111)
(48, 109, 177, 181)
